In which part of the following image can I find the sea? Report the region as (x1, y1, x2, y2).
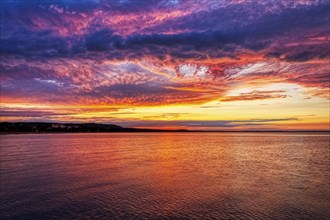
(0, 132, 329, 219)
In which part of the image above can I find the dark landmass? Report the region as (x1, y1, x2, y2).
(0, 122, 329, 134)
(0, 122, 188, 133)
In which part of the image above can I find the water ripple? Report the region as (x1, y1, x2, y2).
(1, 132, 329, 219)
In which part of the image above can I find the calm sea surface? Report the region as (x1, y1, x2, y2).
(0, 132, 329, 220)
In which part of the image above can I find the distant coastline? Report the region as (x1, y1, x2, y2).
(0, 122, 329, 134)
(0, 122, 188, 133)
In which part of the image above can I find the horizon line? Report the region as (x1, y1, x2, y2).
(1, 121, 329, 133)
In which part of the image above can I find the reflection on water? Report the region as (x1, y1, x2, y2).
(0, 132, 329, 219)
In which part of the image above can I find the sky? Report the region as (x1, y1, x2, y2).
(0, 0, 329, 131)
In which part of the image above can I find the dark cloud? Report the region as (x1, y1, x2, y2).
(265, 43, 330, 62)
(85, 29, 120, 51)
(285, 51, 330, 62)
(0, 109, 69, 117)
(118, 118, 298, 129)
(0, 30, 75, 57)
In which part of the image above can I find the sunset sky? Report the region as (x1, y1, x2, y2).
(0, 0, 329, 130)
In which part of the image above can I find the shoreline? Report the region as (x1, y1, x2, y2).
(1, 130, 329, 135)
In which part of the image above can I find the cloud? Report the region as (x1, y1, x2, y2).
(116, 118, 298, 129)
(0, 0, 329, 120)
(0, 109, 69, 117)
(221, 90, 287, 102)
(2, 1, 329, 60)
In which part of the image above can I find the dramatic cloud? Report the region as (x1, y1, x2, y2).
(0, 0, 329, 130)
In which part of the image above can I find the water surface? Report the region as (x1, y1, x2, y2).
(1, 132, 329, 219)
